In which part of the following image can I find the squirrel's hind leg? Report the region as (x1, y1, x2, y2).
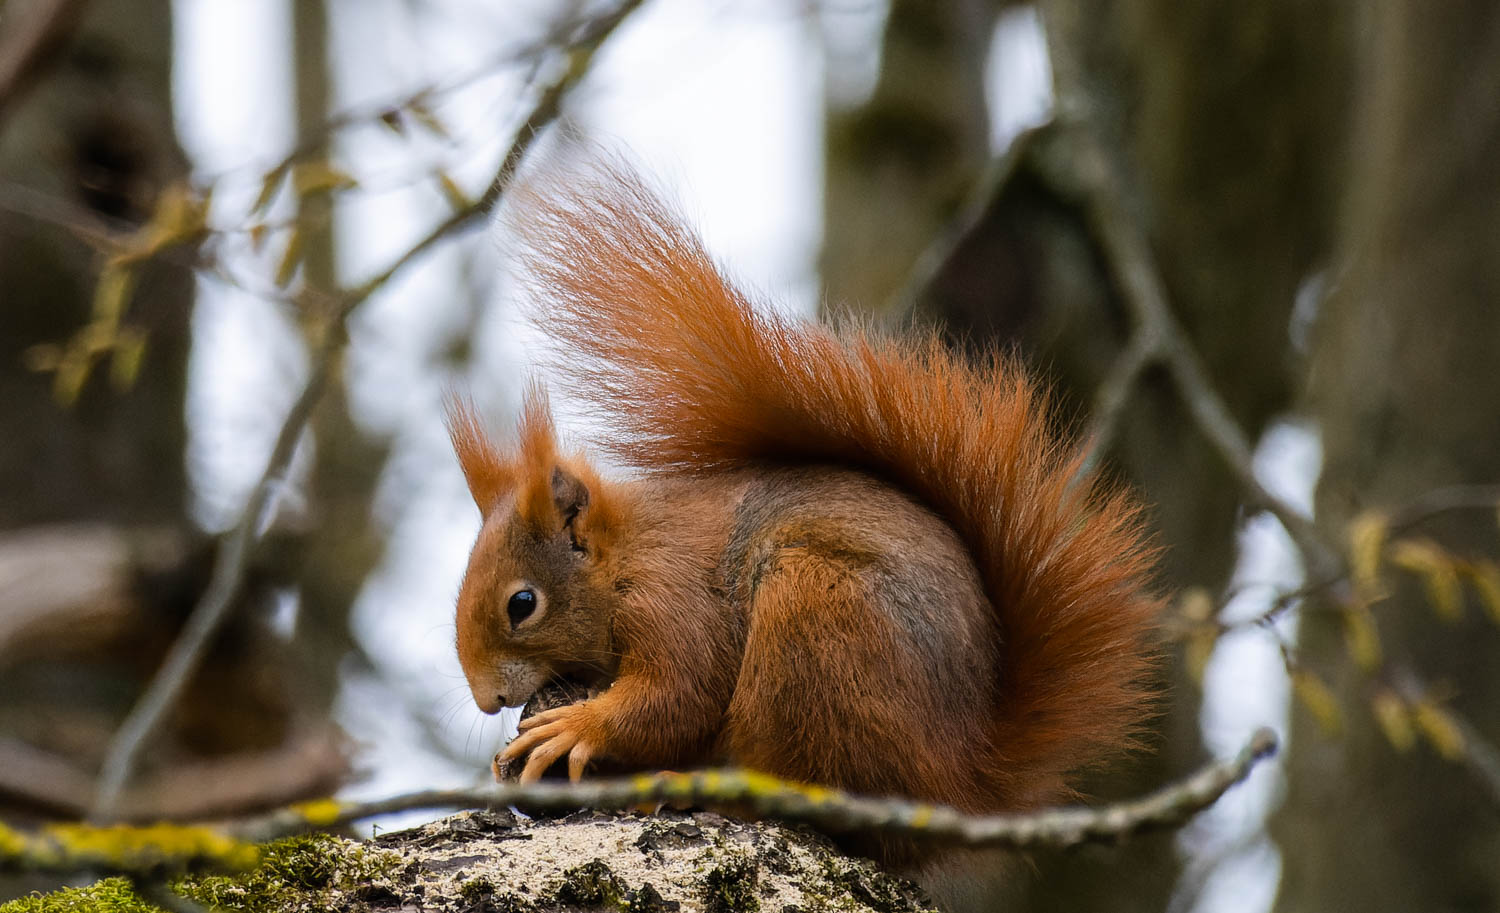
(721, 546, 987, 807)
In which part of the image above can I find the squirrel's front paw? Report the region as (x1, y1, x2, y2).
(498, 702, 600, 783)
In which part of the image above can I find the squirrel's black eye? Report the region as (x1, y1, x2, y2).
(507, 589, 537, 628)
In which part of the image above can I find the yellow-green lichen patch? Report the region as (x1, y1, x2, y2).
(0, 823, 29, 861)
(49, 823, 258, 875)
(0, 821, 258, 877)
(286, 799, 344, 829)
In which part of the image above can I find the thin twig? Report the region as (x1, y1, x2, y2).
(1448, 706, 1500, 811)
(889, 125, 1045, 319)
(88, 0, 644, 822)
(1044, 129, 1339, 580)
(0, 178, 126, 248)
(90, 348, 335, 820)
(1386, 484, 1500, 532)
(1053, 126, 1500, 811)
(200, 7, 609, 189)
(332, 0, 640, 316)
(1204, 481, 1500, 636)
(232, 728, 1278, 850)
(1390, 667, 1500, 811)
(1077, 327, 1157, 479)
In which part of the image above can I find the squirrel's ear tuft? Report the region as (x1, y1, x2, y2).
(515, 383, 563, 527)
(446, 396, 512, 512)
(551, 464, 590, 527)
(511, 383, 613, 541)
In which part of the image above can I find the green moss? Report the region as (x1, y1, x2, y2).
(2, 832, 402, 913)
(176, 832, 400, 912)
(458, 875, 495, 903)
(553, 859, 627, 909)
(830, 864, 920, 912)
(626, 883, 676, 913)
(701, 853, 760, 913)
(490, 895, 537, 913)
(0, 877, 161, 913)
(0, 832, 402, 913)
(796, 849, 933, 913)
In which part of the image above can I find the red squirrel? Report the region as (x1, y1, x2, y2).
(448, 163, 1160, 864)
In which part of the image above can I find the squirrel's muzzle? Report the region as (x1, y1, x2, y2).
(466, 655, 551, 714)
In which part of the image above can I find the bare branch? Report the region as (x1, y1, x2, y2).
(1085, 166, 1500, 810)
(1447, 706, 1500, 811)
(899, 109, 1500, 818)
(88, 0, 645, 822)
(888, 125, 1044, 318)
(232, 728, 1278, 851)
(1391, 668, 1500, 811)
(1198, 480, 1500, 637)
(1043, 124, 1500, 813)
(1386, 484, 1500, 533)
(1076, 328, 1156, 480)
(1037, 128, 1340, 579)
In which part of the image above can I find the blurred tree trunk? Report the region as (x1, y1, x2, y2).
(1025, 0, 1348, 593)
(0, 0, 346, 849)
(0, 0, 189, 528)
(1275, 3, 1500, 911)
(0, 0, 321, 896)
(285, 0, 387, 720)
(0, 0, 201, 780)
(836, 2, 1349, 910)
(820, 0, 994, 316)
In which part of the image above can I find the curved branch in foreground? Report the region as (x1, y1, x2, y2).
(237, 727, 1279, 850)
(87, 0, 645, 823)
(2, 728, 1274, 881)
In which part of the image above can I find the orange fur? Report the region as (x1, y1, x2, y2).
(445, 395, 510, 511)
(450, 160, 1161, 867)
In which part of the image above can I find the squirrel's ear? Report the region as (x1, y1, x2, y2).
(515, 384, 566, 527)
(446, 396, 511, 511)
(551, 464, 590, 528)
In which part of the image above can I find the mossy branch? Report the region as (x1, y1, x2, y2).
(0, 820, 257, 878)
(1, 728, 1272, 898)
(232, 728, 1277, 849)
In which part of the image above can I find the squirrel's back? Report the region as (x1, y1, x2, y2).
(509, 160, 1160, 807)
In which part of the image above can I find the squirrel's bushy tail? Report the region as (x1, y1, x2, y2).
(510, 160, 1160, 806)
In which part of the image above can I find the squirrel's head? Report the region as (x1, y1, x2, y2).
(447, 388, 621, 713)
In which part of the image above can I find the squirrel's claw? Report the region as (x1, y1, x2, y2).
(500, 703, 597, 783)
(517, 704, 572, 731)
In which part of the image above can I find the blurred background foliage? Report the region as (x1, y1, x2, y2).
(1, 0, 1498, 910)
